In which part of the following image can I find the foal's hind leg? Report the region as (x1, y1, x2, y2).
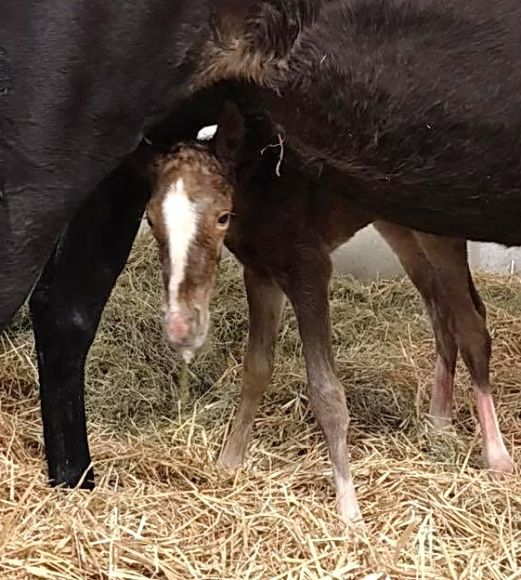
(29, 161, 149, 488)
(416, 233, 513, 474)
(283, 250, 362, 525)
(219, 267, 285, 469)
(374, 222, 458, 429)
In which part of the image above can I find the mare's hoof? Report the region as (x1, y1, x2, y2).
(49, 466, 95, 490)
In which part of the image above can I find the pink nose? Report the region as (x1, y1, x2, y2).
(168, 312, 190, 341)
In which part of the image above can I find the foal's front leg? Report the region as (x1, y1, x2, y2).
(283, 252, 362, 525)
(219, 267, 285, 468)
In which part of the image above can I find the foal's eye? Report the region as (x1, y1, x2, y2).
(217, 212, 231, 228)
(146, 215, 153, 228)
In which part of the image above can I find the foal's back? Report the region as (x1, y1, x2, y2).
(229, 0, 521, 245)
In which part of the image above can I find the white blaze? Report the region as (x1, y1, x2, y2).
(162, 178, 198, 310)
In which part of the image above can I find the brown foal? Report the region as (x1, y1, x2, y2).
(145, 106, 513, 524)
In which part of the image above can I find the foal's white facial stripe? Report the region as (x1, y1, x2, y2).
(162, 178, 198, 308)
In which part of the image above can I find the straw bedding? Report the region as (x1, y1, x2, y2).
(0, 234, 519, 579)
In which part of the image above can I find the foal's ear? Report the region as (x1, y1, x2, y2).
(213, 102, 245, 164)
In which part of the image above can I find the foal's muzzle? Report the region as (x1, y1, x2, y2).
(164, 306, 208, 362)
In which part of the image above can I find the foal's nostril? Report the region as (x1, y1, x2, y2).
(168, 312, 190, 341)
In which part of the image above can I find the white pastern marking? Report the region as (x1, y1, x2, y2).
(162, 178, 198, 309)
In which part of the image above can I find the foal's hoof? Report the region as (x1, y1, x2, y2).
(337, 512, 366, 537)
(217, 452, 244, 471)
(483, 447, 514, 479)
(426, 414, 453, 432)
(338, 499, 365, 532)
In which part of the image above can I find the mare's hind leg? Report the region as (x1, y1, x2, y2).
(283, 249, 362, 525)
(219, 267, 285, 469)
(29, 161, 150, 488)
(416, 233, 513, 474)
(374, 222, 458, 430)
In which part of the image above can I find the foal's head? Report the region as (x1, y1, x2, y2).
(146, 105, 244, 362)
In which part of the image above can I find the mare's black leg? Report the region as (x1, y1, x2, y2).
(29, 161, 150, 489)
